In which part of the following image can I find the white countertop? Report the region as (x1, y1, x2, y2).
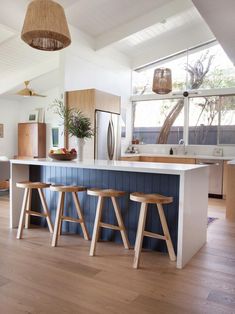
(10, 158, 208, 175)
(122, 153, 234, 160)
(228, 159, 235, 164)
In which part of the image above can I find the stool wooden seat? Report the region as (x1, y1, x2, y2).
(50, 185, 90, 247)
(130, 192, 173, 204)
(50, 185, 86, 193)
(87, 188, 130, 256)
(16, 181, 53, 239)
(16, 182, 50, 189)
(130, 192, 176, 269)
(88, 188, 125, 198)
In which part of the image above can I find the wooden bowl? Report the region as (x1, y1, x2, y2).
(48, 153, 77, 161)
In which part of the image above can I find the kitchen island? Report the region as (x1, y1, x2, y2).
(10, 158, 208, 269)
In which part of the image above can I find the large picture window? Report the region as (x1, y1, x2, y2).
(131, 41, 235, 145)
(188, 96, 219, 145)
(189, 95, 235, 145)
(133, 99, 184, 144)
(132, 94, 235, 146)
(219, 96, 235, 144)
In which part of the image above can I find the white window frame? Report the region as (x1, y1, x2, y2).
(130, 87, 235, 145)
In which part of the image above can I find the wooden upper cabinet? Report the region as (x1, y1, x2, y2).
(65, 89, 120, 158)
(18, 123, 46, 158)
(65, 88, 120, 115)
(94, 89, 120, 114)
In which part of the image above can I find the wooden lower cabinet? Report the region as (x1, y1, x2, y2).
(139, 156, 196, 164)
(226, 164, 235, 220)
(120, 156, 196, 164)
(18, 123, 46, 158)
(120, 156, 140, 161)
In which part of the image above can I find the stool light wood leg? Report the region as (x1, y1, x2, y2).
(133, 202, 148, 269)
(25, 188, 32, 229)
(51, 192, 65, 247)
(58, 200, 64, 236)
(111, 196, 130, 249)
(89, 196, 104, 256)
(157, 203, 176, 261)
(38, 188, 53, 233)
(72, 192, 90, 240)
(16, 188, 29, 239)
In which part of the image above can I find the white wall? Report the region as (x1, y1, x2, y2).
(0, 28, 133, 158)
(64, 27, 133, 147)
(0, 98, 20, 158)
(18, 87, 62, 153)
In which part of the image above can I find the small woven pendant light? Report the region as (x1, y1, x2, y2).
(21, 0, 71, 51)
(152, 68, 172, 94)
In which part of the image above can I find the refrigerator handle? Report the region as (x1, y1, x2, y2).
(107, 120, 115, 160)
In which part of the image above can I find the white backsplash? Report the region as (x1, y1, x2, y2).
(122, 144, 235, 157)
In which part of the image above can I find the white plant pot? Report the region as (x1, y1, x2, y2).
(76, 138, 85, 161)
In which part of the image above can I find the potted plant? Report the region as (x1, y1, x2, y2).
(51, 98, 94, 161)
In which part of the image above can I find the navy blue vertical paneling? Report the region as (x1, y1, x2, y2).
(143, 173, 153, 249)
(128, 172, 137, 245)
(30, 166, 180, 253)
(83, 169, 92, 235)
(114, 170, 126, 244)
(70, 167, 78, 234)
(29, 166, 40, 226)
(43, 166, 51, 226)
(151, 173, 162, 251)
(122, 169, 130, 243)
(77, 168, 85, 236)
(168, 175, 179, 253)
(50, 166, 56, 229)
(105, 170, 114, 241)
(65, 167, 71, 232)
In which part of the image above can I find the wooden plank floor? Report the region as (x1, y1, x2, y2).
(0, 195, 235, 314)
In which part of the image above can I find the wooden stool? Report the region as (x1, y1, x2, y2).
(50, 185, 90, 247)
(130, 192, 176, 269)
(16, 181, 53, 239)
(87, 188, 130, 256)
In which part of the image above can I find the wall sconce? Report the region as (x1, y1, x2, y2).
(152, 68, 172, 94)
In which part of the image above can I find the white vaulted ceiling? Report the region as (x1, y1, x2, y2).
(66, 0, 168, 37)
(0, 23, 59, 95)
(192, 0, 235, 65)
(1, 0, 233, 95)
(111, 5, 208, 55)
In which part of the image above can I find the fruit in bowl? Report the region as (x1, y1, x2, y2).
(48, 148, 77, 160)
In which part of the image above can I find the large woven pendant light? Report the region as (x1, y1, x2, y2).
(21, 0, 71, 51)
(152, 68, 172, 94)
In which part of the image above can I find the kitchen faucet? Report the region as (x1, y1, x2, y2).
(178, 139, 186, 155)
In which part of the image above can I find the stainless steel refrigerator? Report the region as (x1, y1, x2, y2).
(95, 110, 121, 160)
